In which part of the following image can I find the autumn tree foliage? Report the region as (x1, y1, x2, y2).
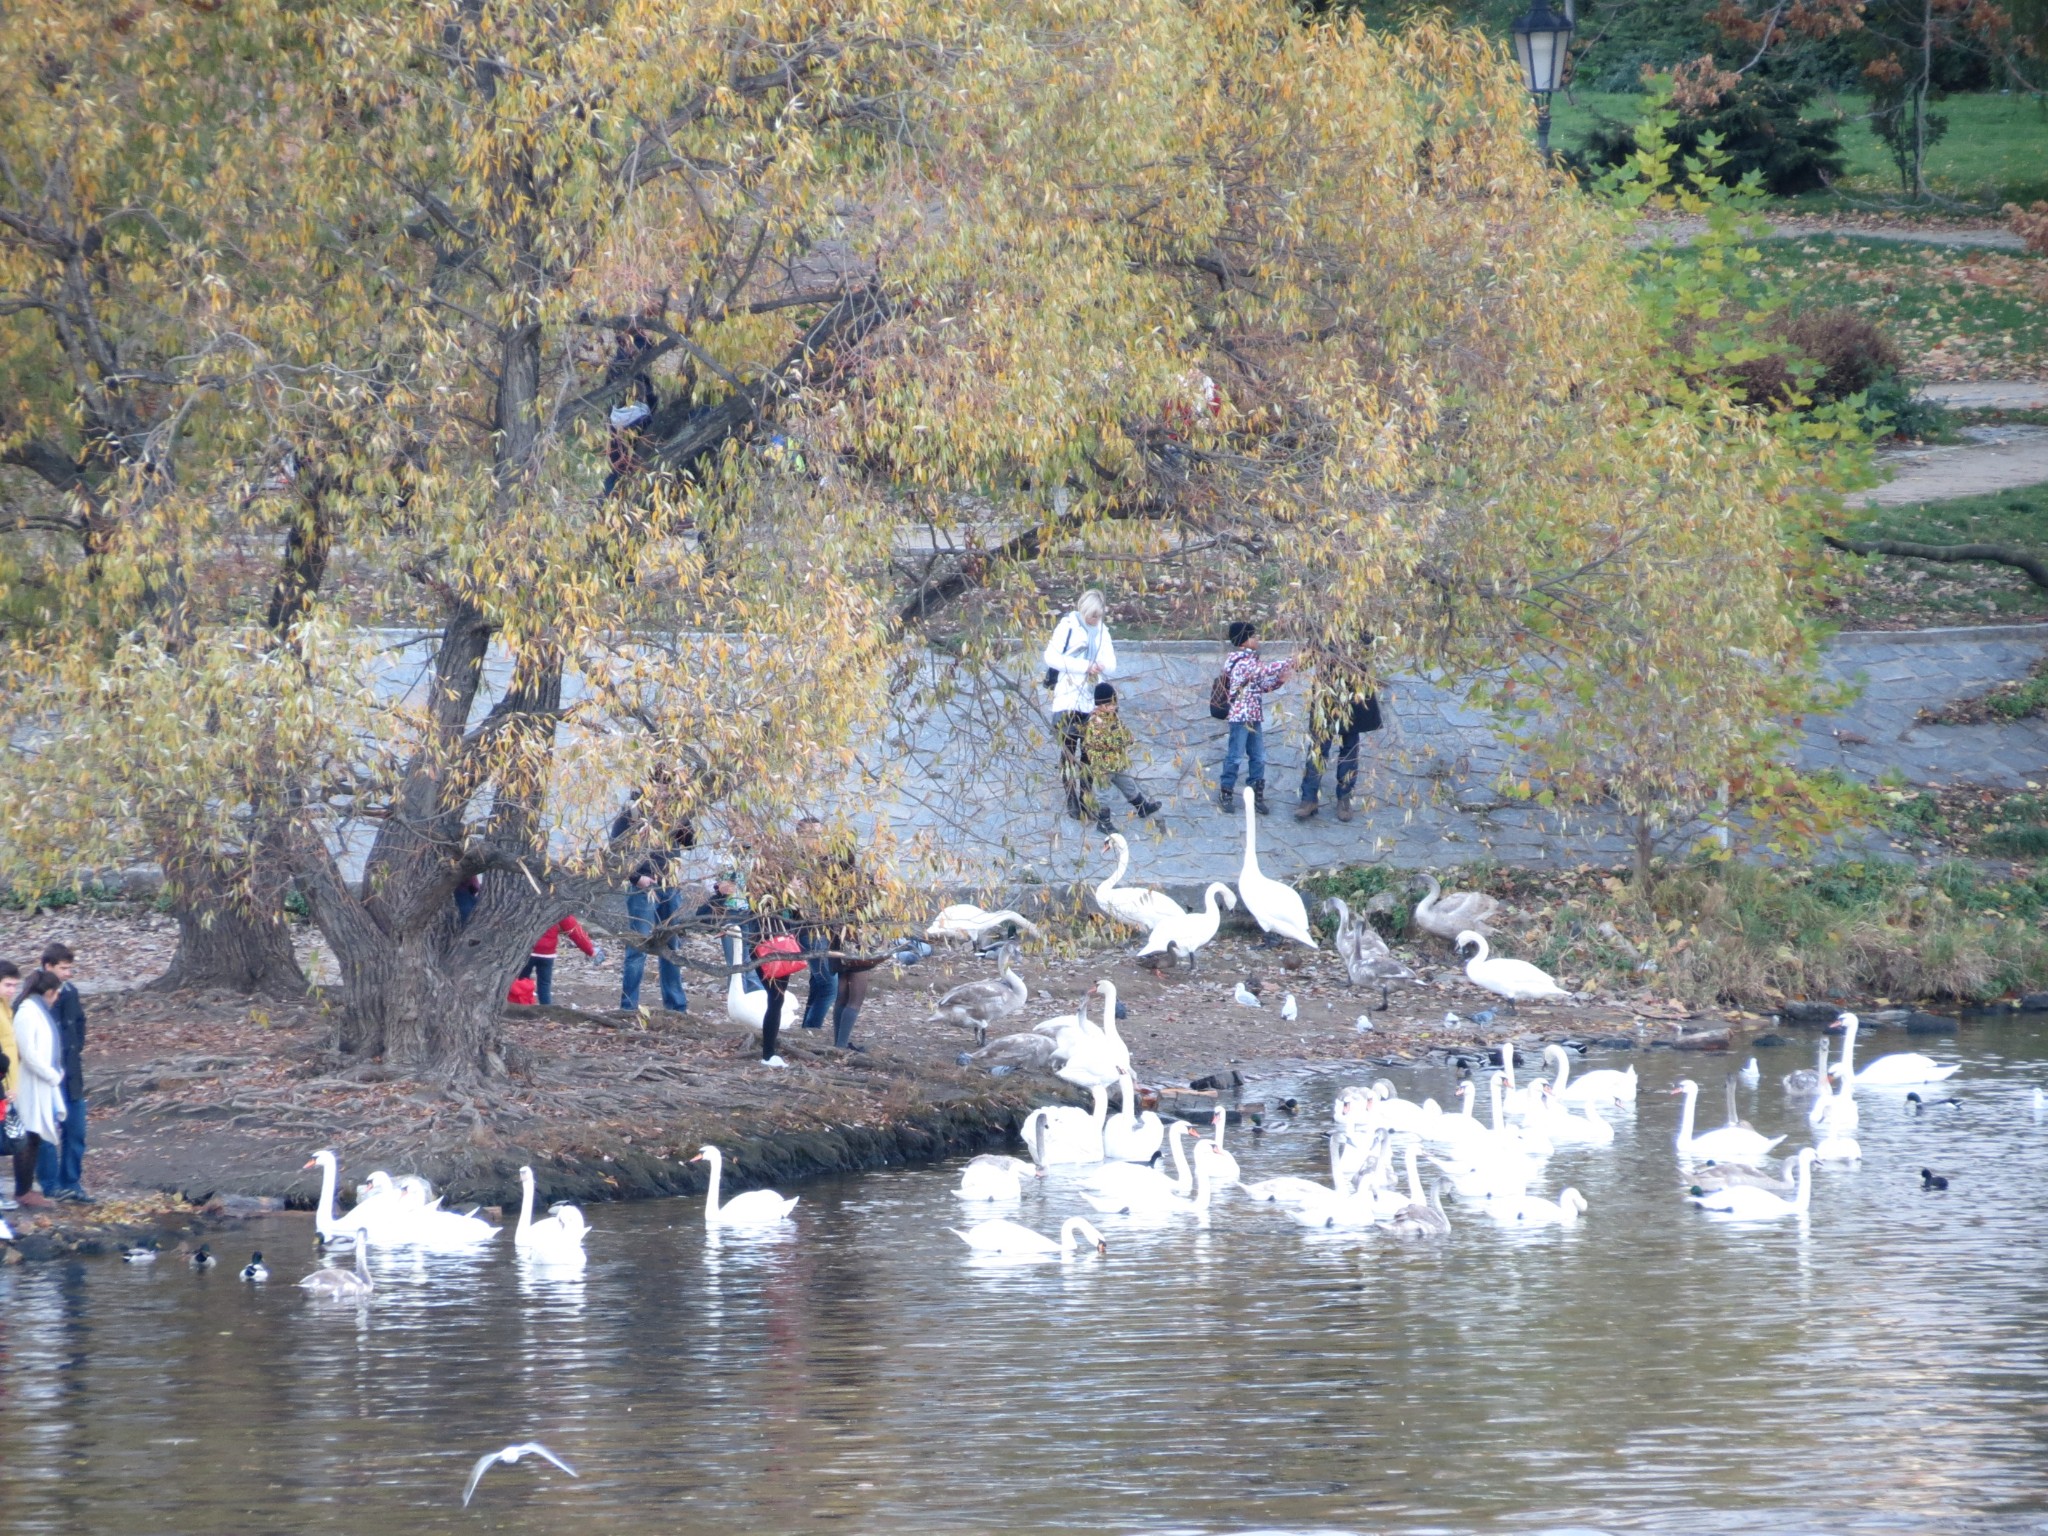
(0, 0, 1846, 1079)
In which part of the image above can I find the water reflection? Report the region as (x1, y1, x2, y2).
(2, 1024, 2046, 1534)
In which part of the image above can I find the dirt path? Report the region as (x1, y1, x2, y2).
(1855, 424, 2048, 507)
(1637, 216, 2026, 251)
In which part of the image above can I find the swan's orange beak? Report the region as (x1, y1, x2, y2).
(301, 1158, 318, 1170)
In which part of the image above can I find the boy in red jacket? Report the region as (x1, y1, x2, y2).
(518, 917, 603, 1007)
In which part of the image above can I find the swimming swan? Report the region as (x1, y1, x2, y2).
(692, 1144, 798, 1227)
(950, 1215, 1107, 1257)
(1831, 1012, 1960, 1089)
(514, 1165, 589, 1262)
(1690, 1147, 1818, 1219)
(1671, 1079, 1784, 1164)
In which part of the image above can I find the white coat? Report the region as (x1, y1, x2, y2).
(1043, 613, 1117, 716)
(11, 994, 65, 1143)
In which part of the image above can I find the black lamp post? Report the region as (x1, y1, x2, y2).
(1511, 0, 1574, 160)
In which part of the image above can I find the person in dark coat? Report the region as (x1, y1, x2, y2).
(611, 790, 694, 1014)
(35, 942, 92, 1202)
(1295, 639, 1384, 823)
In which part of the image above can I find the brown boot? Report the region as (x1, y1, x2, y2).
(1293, 800, 1319, 820)
(1334, 796, 1354, 822)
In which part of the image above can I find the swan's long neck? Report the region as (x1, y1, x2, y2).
(1191, 1148, 1213, 1213)
(1502, 1041, 1516, 1090)
(516, 1174, 535, 1241)
(1549, 1048, 1571, 1094)
(1167, 1125, 1192, 1193)
(1675, 1085, 1697, 1150)
(1118, 1072, 1137, 1128)
(1100, 984, 1123, 1050)
(1212, 1109, 1228, 1153)
(1793, 1156, 1813, 1212)
(1489, 1072, 1505, 1129)
(1468, 934, 1492, 968)
(1241, 791, 1259, 879)
(1459, 1081, 1476, 1119)
(1104, 838, 1129, 892)
(316, 1156, 338, 1235)
(702, 1150, 723, 1223)
(1089, 1082, 1109, 1135)
(1838, 1021, 1859, 1083)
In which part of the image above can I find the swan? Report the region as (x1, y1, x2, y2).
(298, 1238, 373, 1299)
(1783, 1040, 1829, 1096)
(1085, 1121, 1196, 1204)
(951, 1215, 1107, 1257)
(1810, 1063, 1860, 1132)
(1234, 788, 1316, 947)
(1412, 874, 1501, 943)
(1094, 834, 1184, 935)
(1671, 1079, 1784, 1163)
(692, 1144, 798, 1227)
(1244, 1131, 1359, 1209)
(1022, 1082, 1111, 1166)
(1689, 1159, 1795, 1193)
(1203, 1104, 1242, 1186)
(304, 1149, 400, 1245)
(1534, 1085, 1615, 1146)
(956, 1154, 1041, 1201)
(965, 1031, 1063, 1072)
(1813, 1125, 1861, 1161)
(1381, 1182, 1452, 1239)
(1485, 1187, 1588, 1228)
(926, 905, 1041, 945)
(356, 1179, 499, 1250)
(1102, 1068, 1165, 1163)
(1415, 1082, 1493, 1150)
(1458, 932, 1572, 1007)
(1690, 1148, 1817, 1219)
(725, 928, 770, 1033)
(1325, 897, 1415, 1006)
(1739, 1057, 1761, 1087)
(514, 1166, 589, 1262)
(1053, 986, 1125, 1090)
(1543, 1043, 1638, 1109)
(1138, 883, 1237, 971)
(1831, 1013, 1960, 1089)
(1092, 1139, 1226, 1218)
(927, 942, 1029, 1047)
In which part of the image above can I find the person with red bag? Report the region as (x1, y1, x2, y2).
(518, 916, 604, 1007)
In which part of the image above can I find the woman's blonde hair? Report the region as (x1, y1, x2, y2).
(1076, 589, 1107, 623)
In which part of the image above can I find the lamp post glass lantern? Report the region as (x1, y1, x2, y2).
(1511, 0, 1573, 158)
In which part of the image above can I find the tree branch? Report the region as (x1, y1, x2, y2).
(1826, 534, 2048, 589)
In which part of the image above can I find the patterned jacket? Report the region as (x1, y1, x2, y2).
(1224, 647, 1289, 725)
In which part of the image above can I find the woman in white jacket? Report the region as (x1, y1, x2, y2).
(1043, 590, 1117, 819)
(11, 969, 65, 1205)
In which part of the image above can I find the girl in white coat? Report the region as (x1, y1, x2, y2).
(1044, 589, 1118, 820)
(11, 970, 66, 1204)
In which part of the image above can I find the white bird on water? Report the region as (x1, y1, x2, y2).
(692, 1144, 798, 1228)
(950, 1215, 1108, 1259)
(461, 1442, 578, 1507)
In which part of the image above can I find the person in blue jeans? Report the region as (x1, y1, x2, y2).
(1217, 621, 1294, 816)
(611, 794, 694, 1013)
(35, 942, 92, 1203)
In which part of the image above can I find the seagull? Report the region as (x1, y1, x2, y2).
(239, 1252, 269, 1282)
(1279, 993, 1297, 1021)
(462, 1442, 579, 1507)
(1354, 1013, 1374, 1033)
(1234, 981, 1263, 1008)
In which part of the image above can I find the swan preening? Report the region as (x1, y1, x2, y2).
(926, 905, 1042, 945)
(1412, 875, 1501, 943)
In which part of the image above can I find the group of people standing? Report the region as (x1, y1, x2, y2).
(1045, 595, 1383, 824)
(0, 943, 92, 1211)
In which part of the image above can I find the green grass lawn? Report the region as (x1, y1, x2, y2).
(1556, 89, 2048, 210)
(1744, 233, 2048, 381)
(1837, 484, 2048, 627)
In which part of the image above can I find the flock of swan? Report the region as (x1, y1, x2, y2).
(926, 792, 1573, 1056)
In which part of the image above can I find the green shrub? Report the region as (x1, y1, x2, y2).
(1582, 78, 1847, 195)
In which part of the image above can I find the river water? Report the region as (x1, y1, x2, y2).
(4, 1025, 2046, 1535)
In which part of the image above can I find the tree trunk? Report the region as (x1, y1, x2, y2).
(1631, 811, 1657, 892)
(150, 852, 308, 998)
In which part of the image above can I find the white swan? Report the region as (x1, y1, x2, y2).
(927, 942, 1029, 1047)
(1458, 932, 1572, 1006)
(1053, 985, 1124, 1090)
(1203, 1104, 1242, 1186)
(926, 905, 1041, 944)
(1138, 883, 1237, 971)
(1543, 1043, 1638, 1109)
(1102, 1068, 1164, 1163)
(1671, 1079, 1784, 1164)
(514, 1166, 589, 1263)
(1235, 788, 1316, 947)
(951, 1215, 1106, 1258)
(955, 1154, 1041, 1201)
(1690, 1147, 1817, 1219)
(1813, 1125, 1862, 1161)
(1534, 1085, 1615, 1146)
(1092, 1138, 1226, 1219)
(1810, 1061, 1861, 1131)
(1094, 834, 1184, 935)
(297, 1238, 373, 1298)
(1244, 1131, 1358, 1210)
(725, 930, 769, 1034)
(303, 1150, 398, 1245)
(1022, 1083, 1111, 1166)
(1485, 1187, 1589, 1228)
(692, 1144, 798, 1227)
(1831, 1012, 1960, 1089)
(1412, 874, 1501, 943)
(1784, 1041, 1829, 1096)
(1739, 1057, 1761, 1087)
(1084, 1120, 1196, 1205)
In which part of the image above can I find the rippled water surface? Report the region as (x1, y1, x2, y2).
(5, 1025, 2048, 1535)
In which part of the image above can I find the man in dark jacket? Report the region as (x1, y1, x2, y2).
(36, 941, 93, 1203)
(611, 794, 693, 1013)
(1295, 641, 1385, 823)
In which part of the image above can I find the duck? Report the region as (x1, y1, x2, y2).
(297, 1239, 373, 1299)
(1101, 1068, 1165, 1163)
(950, 1215, 1106, 1258)
(956, 1154, 1041, 1202)
(926, 941, 1029, 1047)
(925, 905, 1042, 945)
(1671, 1079, 1785, 1164)
(239, 1252, 269, 1282)
(514, 1166, 589, 1263)
(1412, 874, 1501, 944)
(1485, 1187, 1588, 1228)
(1093, 834, 1184, 936)
(1234, 787, 1316, 948)
(1022, 1082, 1112, 1167)
(1325, 897, 1415, 1007)
(1137, 883, 1237, 972)
(123, 1246, 157, 1264)
(1831, 1012, 1961, 1089)
(189, 1244, 217, 1271)
(1689, 1148, 1817, 1219)
(1458, 933, 1572, 1007)
(1904, 1091, 1961, 1112)
(1921, 1167, 1949, 1191)
(692, 1144, 798, 1228)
